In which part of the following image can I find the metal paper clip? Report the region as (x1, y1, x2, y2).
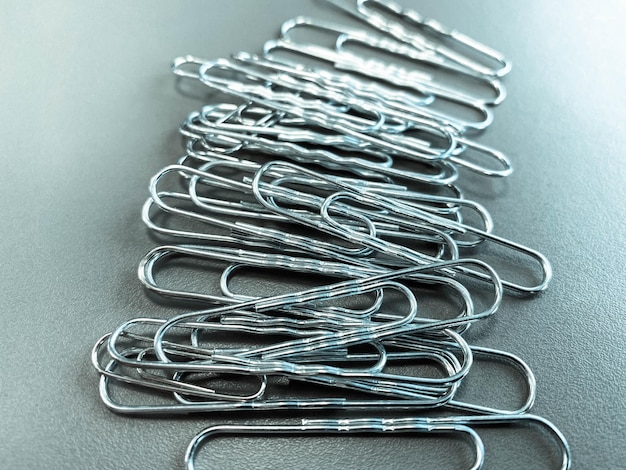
(279, 16, 505, 105)
(253, 161, 551, 293)
(192, 58, 466, 164)
(181, 103, 461, 185)
(148, 162, 464, 265)
(174, 55, 511, 179)
(322, 0, 513, 77)
(185, 420, 485, 470)
(263, 37, 493, 132)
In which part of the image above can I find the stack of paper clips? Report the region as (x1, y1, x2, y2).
(92, 1, 570, 468)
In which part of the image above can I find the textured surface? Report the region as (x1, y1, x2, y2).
(1, 1, 625, 469)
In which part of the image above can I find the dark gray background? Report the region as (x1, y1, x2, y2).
(1, 1, 624, 468)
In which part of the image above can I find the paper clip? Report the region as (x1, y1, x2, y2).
(185, 420, 485, 470)
(322, 0, 513, 77)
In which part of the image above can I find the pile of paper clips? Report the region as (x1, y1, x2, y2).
(92, 1, 570, 468)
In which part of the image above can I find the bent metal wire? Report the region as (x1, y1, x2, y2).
(184, 421, 486, 470)
(276, 15, 506, 105)
(184, 413, 571, 470)
(171, 55, 513, 179)
(321, 0, 513, 78)
(92, 1, 569, 468)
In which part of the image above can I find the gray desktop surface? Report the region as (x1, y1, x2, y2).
(1, 1, 624, 469)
